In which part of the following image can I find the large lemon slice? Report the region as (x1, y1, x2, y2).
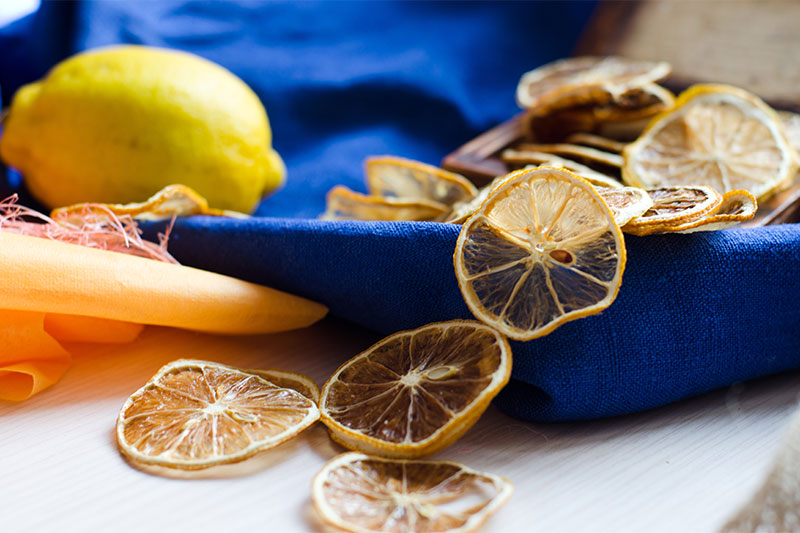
(116, 360, 319, 470)
(319, 320, 511, 459)
(623, 84, 798, 200)
(516, 56, 671, 113)
(454, 167, 626, 340)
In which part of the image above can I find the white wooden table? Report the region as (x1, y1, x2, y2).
(1, 318, 796, 533)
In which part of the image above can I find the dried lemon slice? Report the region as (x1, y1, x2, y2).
(596, 186, 654, 226)
(516, 56, 671, 114)
(443, 175, 512, 225)
(116, 360, 319, 470)
(515, 142, 623, 168)
(319, 320, 511, 459)
(51, 184, 245, 221)
(501, 149, 623, 189)
(322, 185, 449, 221)
(590, 83, 675, 122)
(623, 84, 798, 200)
(247, 368, 320, 403)
(778, 111, 800, 155)
(365, 156, 478, 206)
(566, 132, 627, 153)
(312, 452, 513, 533)
(454, 167, 626, 341)
(660, 190, 757, 234)
(622, 185, 722, 236)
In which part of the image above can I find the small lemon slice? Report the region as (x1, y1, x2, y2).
(312, 452, 513, 533)
(623, 84, 798, 200)
(566, 132, 627, 153)
(596, 186, 654, 227)
(516, 56, 671, 114)
(51, 184, 245, 221)
(116, 360, 319, 470)
(589, 83, 676, 122)
(501, 149, 624, 189)
(622, 185, 722, 236)
(319, 320, 511, 459)
(515, 142, 623, 168)
(454, 167, 626, 341)
(365, 156, 478, 206)
(322, 185, 449, 221)
(662, 190, 757, 234)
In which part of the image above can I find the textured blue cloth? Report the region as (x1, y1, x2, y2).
(2, 1, 800, 422)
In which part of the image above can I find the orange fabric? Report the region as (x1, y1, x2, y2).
(0, 232, 328, 401)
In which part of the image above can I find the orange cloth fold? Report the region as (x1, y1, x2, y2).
(0, 232, 328, 401)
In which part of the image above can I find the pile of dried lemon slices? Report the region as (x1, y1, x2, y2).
(117, 322, 515, 533)
(115, 57, 800, 533)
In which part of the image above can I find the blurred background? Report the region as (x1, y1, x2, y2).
(1, 1, 796, 218)
(0, 1, 595, 216)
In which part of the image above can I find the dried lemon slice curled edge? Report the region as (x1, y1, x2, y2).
(312, 452, 513, 533)
(322, 185, 449, 221)
(365, 155, 478, 206)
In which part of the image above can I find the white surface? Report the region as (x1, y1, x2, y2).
(0, 0, 39, 27)
(1, 318, 797, 533)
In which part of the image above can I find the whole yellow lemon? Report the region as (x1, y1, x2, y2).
(0, 45, 284, 213)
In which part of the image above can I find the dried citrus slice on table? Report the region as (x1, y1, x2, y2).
(322, 185, 449, 221)
(319, 320, 511, 459)
(312, 452, 513, 533)
(454, 167, 626, 341)
(516, 56, 671, 113)
(623, 84, 798, 200)
(365, 156, 478, 206)
(622, 185, 722, 236)
(116, 360, 319, 470)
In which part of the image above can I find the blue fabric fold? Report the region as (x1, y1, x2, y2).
(144, 217, 800, 421)
(3, 0, 800, 421)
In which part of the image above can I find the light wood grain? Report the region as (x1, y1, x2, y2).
(577, 0, 800, 110)
(1, 318, 797, 532)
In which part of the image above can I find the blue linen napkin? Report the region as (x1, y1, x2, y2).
(3, 1, 799, 421)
